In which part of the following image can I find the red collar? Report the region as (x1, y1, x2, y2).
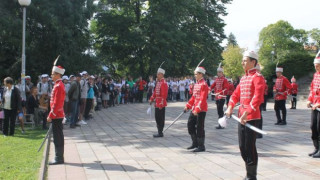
(245, 68, 257, 75)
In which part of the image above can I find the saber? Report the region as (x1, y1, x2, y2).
(163, 111, 185, 133)
(211, 93, 227, 98)
(231, 115, 267, 135)
(310, 104, 320, 112)
(37, 124, 52, 152)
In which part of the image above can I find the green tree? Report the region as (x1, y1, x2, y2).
(227, 32, 237, 46)
(222, 45, 244, 80)
(309, 28, 320, 48)
(0, 0, 97, 81)
(93, 0, 232, 78)
(258, 20, 305, 66)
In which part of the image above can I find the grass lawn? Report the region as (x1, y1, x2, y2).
(0, 126, 47, 179)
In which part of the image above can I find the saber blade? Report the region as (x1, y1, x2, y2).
(163, 111, 185, 133)
(231, 115, 267, 135)
(37, 124, 52, 152)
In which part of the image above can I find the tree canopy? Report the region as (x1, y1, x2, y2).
(0, 0, 96, 81)
(93, 0, 232, 78)
(222, 44, 243, 80)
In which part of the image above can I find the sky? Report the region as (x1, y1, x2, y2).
(222, 0, 320, 51)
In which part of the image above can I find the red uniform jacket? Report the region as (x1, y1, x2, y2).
(227, 82, 235, 96)
(308, 72, 320, 105)
(186, 78, 208, 113)
(264, 83, 268, 95)
(136, 80, 147, 91)
(228, 69, 265, 121)
(189, 84, 194, 95)
(48, 79, 65, 119)
(291, 83, 298, 94)
(210, 76, 228, 99)
(273, 75, 292, 100)
(150, 78, 168, 108)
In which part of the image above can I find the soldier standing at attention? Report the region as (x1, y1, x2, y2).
(273, 66, 292, 125)
(185, 65, 209, 152)
(149, 64, 168, 138)
(210, 63, 229, 129)
(225, 51, 265, 180)
(47, 56, 66, 165)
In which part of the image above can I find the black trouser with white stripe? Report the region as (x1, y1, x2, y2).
(274, 100, 286, 123)
(52, 118, 64, 158)
(311, 110, 320, 141)
(216, 99, 225, 118)
(291, 94, 297, 108)
(155, 108, 165, 133)
(238, 119, 259, 166)
(188, 112, 206, 138)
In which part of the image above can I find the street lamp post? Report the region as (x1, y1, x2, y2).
(18, 0, 31, 100)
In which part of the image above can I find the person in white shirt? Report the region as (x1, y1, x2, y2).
(171, 78, 178, 101)
(79, 71, 89, 125)
(62, 76, 71, 120)
(179, 77, 185, 101)
(147, 76, 155, 101)
(37, 74, 51, 98)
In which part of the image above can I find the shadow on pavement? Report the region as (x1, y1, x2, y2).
(65, 161, 154, 172)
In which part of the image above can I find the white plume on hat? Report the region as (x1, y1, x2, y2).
(243, 50, 258, 60)
(52, 55, 65, 75)
(314, 51, 320, 64)
(275, 61, 283, 72)
(157, 61, 165, 74)
(195, 67, 206, 74)
(217, 62, 223, 72)
(194, 58, 206, 74)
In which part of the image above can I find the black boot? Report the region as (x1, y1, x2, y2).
(153, 126, 164, 138)
(187, 134, 198, 149)
(216, 124, 225, 129)
(309, 140, 319, 156)
(49, 147, 64, 165)
(274, 120, 281, 125)
(193, 138, 205, 152)
(279, 120, 287, 125)
(312, 140, 320, 158)
(244, 165, 257, 180)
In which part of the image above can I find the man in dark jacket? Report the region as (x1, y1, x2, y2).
(68, 74, 81, 128)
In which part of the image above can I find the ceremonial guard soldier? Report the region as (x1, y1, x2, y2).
(47, 56, 66, 165)
(149, 64, 168, 138)
(185, 64, 209, 152)
(273, 66, 292, 125)
(225, 51, 265, 180)
(290, 76, 298, 109)
(210, 63, 229, 129)
(226, 78, 234, 105)
(307, 51, 320, 158)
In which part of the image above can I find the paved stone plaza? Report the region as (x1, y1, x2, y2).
(48, 100, 320, 180)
